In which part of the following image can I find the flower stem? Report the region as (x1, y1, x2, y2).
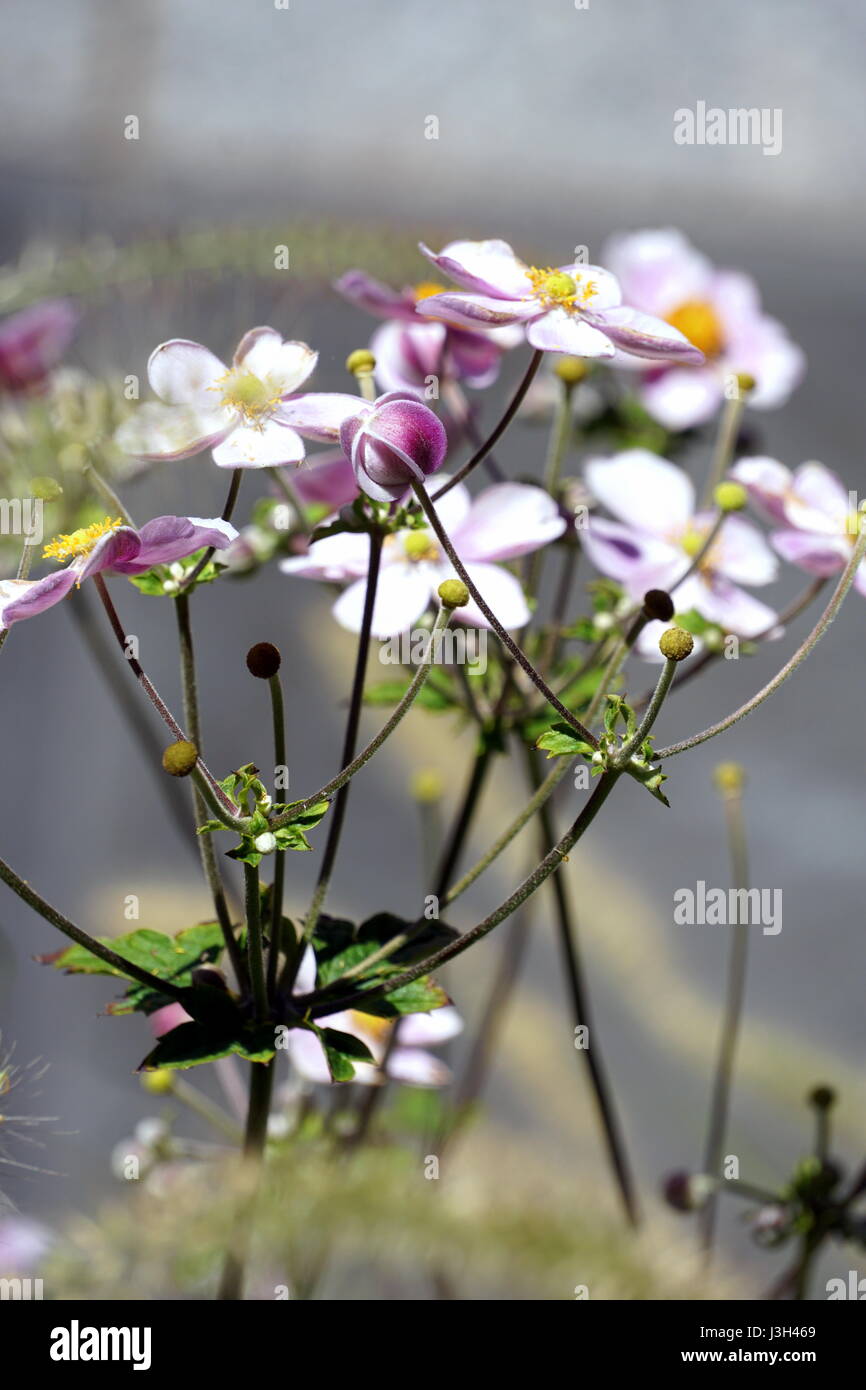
(269, 604, 453, 830)
(245, 862, 268, 1021)
(179, 467, 243, 593)
(299, 771, 621, 1018)
(279, 529, 384, 992)
(0, 854, 187, 999)
(699, 775, 750, 1259)
(92, 573, 238, 817)
(655, 523, 866, 759)
(524, 743, 640, 1226)
(174, 592, 246, 986)
(428, 349, 544, 502)
(266, 670, 288, 1000)
(411, 479, 597, 746)
(83, 462, 136, 527)
(216, 1057, 275, 1301)
(701, 389, 745, 507)
(614, 657, 677, 766)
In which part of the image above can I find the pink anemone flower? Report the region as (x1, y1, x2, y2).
(415, 238, 705, 364)
(0, 299, 77, 394)
(601, 229, 805, 430)
(731, 456, 866, 596)
(336, 269, 521, 394)
(280, 476, 566, 637)
(582, 449, 778, 658)
(114, 327, 353, 470)
(0, 514, 237, 629)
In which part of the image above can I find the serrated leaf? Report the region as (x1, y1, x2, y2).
(536, 723, 595, 759)
(47, 924, 226, 1016)
(359, 975, 450, 1018)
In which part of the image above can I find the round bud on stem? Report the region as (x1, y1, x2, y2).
(162, 739, 198, 777)
(553, 356, 589, 387)
(411, 768, 444, 803)
(437, 578, 470, 609)
(713, 481, 747, 513)
(662, 1170, 711, 1213)
(658, 626, 694, 662)
(643, 588, 675, 623)
(808, 1085, 837, 1112)
(735, 371, 757, 395)
(140, 1070, 174, 1096)
(713, 762, 745, 796)
(346, 349, 376, 377)
(246, 642, 281, 679)
(254, 832, 277, 855)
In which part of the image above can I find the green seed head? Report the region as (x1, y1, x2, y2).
(141, 1069, 174, 1095)
(658, 626, 694, 662)
(713, 762, 745, 796)
(713, 481, 747, 513)
(542, 271, 577, 301)
(161, 739, 198, 777)
(735, 371, 757, 394)
(437, 578, 470, 609)
(554, 356, 589, 386)
(411, 768, 444, 803)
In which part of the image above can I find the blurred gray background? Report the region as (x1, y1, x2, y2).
(1, 0, 864, 1297)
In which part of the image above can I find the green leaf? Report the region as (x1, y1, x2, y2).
(47, 923, 226, 1014)
(362, 680, 453, 712)
(138, 1019, 277, 1072)
(127, 549, 223, 597)
(536, 723, 595, 760)
(360, 975, 450, 1018)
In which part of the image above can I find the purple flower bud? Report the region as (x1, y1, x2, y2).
(339, 391, 447, 503)
(0, 299, 77, 394)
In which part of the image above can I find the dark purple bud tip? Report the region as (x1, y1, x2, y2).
(246, 642, 281, 679)
(191, 966, 229, 992)
(808, 1085, 837, 1111)
(643, 588, 675, 622)
(162, 739, 198, 777)
(662, 1170, 695, 1212)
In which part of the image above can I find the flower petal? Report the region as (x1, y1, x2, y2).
(601, 229, 713, 316)
(0, 299, 77, 391)
(335, 270, 417, 322)
(76, 525, 143, 580)
(289, 451, 358, 511)
(370, 320, 446, 394)
(701, 512, 778, 586)
(278, 392, 362, 442)
(582, 517, 680, 594)
(453, 560, 530, 629)
(688, 575, 779, 638)
(419, 238, 532, 298)
(0, 569, 78, 627)
(455, 483, 565, 561)
(770, 528, 850, 576)
(115, 401, 233, 462)
(148, 340, 228, 407)
(786, 461, 850, 534)
(420, 292, 534, 329)
(332, 564, 433, 638)
(115, 515, 239, 573)
(729, 456, 793, 523)
(639, 366, 723, 431)
(386, 1048, 452, 1087)
(233, 329, 318, 395)
(396, 1006, 463, 1047)
(526, 309, 615, 357)
(586, 449, 694, 534)
(279, 529, 373, 581)
(591, 306, 705, 364)
(212, 420, 306, 469)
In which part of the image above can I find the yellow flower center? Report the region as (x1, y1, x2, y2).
(43, 516, 122, 563)
(403, 531, 440, 563)
(665, 300, 725, 358)
(526, 266, 597, 314)
(413, 281, 445, 302)
(213, 369, 282, 428)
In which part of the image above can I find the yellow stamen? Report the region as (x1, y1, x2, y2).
(665, 300, 724, 358)
(526, 265, 597, 314)
(413, 281, 444, 301)
(212, 369, 283, 430)
(43, 516, 122, 563)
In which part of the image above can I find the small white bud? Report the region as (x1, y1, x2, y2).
(254, 832, 277, 855)
(162, 579, 180, 594)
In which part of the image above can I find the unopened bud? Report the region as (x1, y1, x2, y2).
(346, 348, 376, 377)
(411, 768, 444, 803)
(140, 1070, 174, 1096)
(162, 739, 198, 777)
(713, 481, 747, 513)
(643, 588, 675, 622)
(554, 356, 589, 386)
(246, 642, 281, 679)
(254, 832, 277, 855)
(437, 578, 469, 609)
(713, 762, 745, 797)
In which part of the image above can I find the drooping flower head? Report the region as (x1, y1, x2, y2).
(731, 456, 866, 596)
(335, 269, 521, 394)
(601, 229, 805, 429)
(0, 299, 77, 395)
(281, 476, 565, 636)
(415, 239, 706, 364)
(115, 328, 326, 468)
(582, 449, 778, 657)
(0, 514, 237, 629)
